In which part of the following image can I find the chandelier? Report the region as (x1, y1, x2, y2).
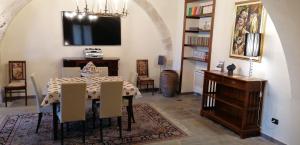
(65, 0, 128, 20)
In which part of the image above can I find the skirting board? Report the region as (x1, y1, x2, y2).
(180, 92, 201, 96)
(261, 133, 286, 145)
(2, 95, 35, 102)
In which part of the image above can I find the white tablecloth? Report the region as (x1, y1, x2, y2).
(41, 76, 141, 106)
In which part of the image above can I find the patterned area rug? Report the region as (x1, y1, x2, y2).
(0, 104, 187, 145)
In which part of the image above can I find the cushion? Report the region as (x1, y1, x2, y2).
(138, 76, 153, 81)
(7, 80, 25, 87)
(12, 63, 24, 80)
(81, 61, 97, 74)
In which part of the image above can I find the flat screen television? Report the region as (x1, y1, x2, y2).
(62, 11, 121, 46)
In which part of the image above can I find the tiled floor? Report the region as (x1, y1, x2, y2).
(0, 93, 279, 145)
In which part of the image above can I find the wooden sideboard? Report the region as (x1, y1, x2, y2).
(63, 57, 120, 76)
(201, 70, 266, 138)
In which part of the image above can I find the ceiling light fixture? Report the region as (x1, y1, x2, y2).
(68, 0, 128, 20)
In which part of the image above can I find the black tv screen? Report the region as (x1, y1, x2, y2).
(62, 11, 121, 46)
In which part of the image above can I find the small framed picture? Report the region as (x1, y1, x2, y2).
(202, 5, 213, 14)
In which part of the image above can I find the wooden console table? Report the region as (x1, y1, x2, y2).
(63, 57, 120, 76)
(201, 70, 266, 138)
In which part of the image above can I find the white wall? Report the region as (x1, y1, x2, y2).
(261, 0, 300, 145)
(0, 0, 181, 95)
(211, 0, 292, 144)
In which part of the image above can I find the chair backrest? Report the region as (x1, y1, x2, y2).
(136, 59, 149, 77)
(30, 74, 43, 113)
(62, 67, 81, 78)
(128, 72, 138, 84)
(60, 83, 87, 123)
(99, 81, 123, 118)
(9, 61, 26, 83)
(96, 67, 109, 77)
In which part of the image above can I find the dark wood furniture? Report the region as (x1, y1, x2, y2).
(201, 70, 266, 138)
(4, 61, 27, 107)
(179, 0, 216, 93)
(136, 60, 154, 95)
(63, 57, 120, 76)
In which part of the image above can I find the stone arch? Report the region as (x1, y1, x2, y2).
(0, 0, 172, 57)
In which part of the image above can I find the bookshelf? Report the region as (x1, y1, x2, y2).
(179, 0, 216, 94)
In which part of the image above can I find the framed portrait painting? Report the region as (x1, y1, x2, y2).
(230, 1, 267, 61)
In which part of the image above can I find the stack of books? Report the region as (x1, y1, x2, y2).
(187, 6, 202, 16)
(187, 36, 210, 46)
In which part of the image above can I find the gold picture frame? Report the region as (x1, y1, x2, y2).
(230, 0, 267, 62)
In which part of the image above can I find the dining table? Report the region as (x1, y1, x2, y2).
(41, 76, 141, 140)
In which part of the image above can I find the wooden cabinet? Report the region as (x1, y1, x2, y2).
(63, 57, 120, 76)
(201, 70, 266, 138)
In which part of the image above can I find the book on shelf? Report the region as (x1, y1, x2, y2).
(192, 7, 197, 16)
(196, 7, 201, 16)
(202, 5, 213, 14)
(193, 51, 209, 61)
(188, 7, 193, 16)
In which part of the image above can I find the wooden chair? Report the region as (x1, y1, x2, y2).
(62, 67, 81, 78)
(136, 60, 154, 95)
(96, 67, 109, 77)
(98, 81, 123, 142)
(30, 74, 45, 133)
(58, 83, 87, 145)
(4, 61, 27, 107)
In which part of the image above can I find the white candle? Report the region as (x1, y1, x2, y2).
(125, 0, 128, 10)
(75, 0, 79, 6)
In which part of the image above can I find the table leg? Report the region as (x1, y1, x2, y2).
(152, 82, 154, 95)
(127, 96, 133, 131)
(52, 103, 58, 140)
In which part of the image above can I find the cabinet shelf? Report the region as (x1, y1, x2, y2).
(215, 97, 243, 110)
(202, 110, 242, 130)
(183, 57, 207, 62)
(185, 30, 211, 33)
(186, 0, 214, 3)
(186, 13, 213, 19)
(184, 44, 209, 47)
(186, 0, 201, 3)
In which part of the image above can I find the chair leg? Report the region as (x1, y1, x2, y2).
(66, 123, 70, 132)
(82, 121, 85, 143)
(36, 113, 43, 133)
(108, 118, 112, 126)
(4, 89, 7, 107)
(99, 118, 103, 142)
(61, 123, 64, 145)
(25, 89, 28, 106)
(118, 117, 122, 138)
(92, 100, 96, 129)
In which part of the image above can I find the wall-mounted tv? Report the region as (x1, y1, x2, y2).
(62, 11, 121, 46)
